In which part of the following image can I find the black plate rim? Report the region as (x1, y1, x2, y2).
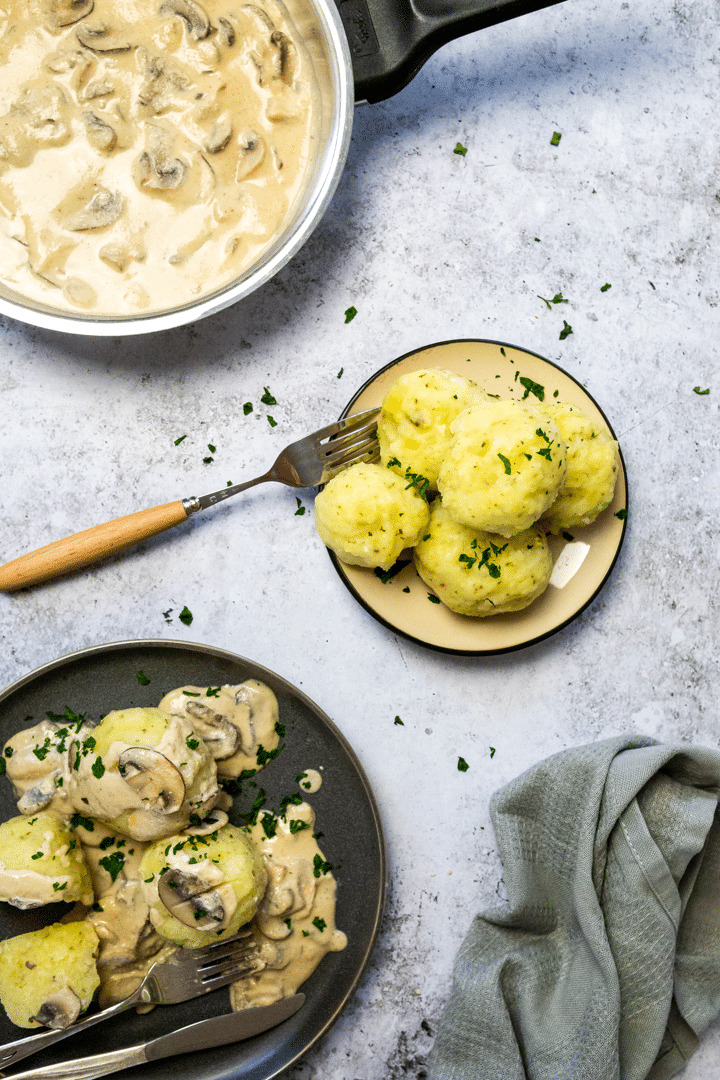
(0, 638, 388, 1080)
(329, 336, 629, 656)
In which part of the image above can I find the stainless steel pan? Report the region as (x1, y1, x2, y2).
(0, 0, 564, 335)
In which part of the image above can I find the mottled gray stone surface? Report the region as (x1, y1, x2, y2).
(0, 0, 719, 1075)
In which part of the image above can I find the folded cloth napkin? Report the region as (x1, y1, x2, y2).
(428, 735, 720, 1080)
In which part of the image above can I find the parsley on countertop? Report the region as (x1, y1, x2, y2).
(559, 320, 573, 340)
(458, 757, 469, 772)
(453, 142, 467, 156)
(550, 131, 562, 146)
(344, 306, 357, 323)
(179, 606, 193, 626)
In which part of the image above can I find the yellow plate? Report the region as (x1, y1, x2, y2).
(328, 338, 628, 655)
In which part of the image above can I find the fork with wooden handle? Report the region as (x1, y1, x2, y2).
(0, 408, 380, 592)
(0, 931, 262, 1071)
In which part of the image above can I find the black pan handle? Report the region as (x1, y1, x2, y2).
(334, 0, 566, 102)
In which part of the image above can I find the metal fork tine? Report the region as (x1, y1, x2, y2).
(197, 949, 252, 977)
(202, 961, 261, 988)
(322, 448, 380, 484)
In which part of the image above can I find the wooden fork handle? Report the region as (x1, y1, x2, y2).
(0, 501, 189, 592)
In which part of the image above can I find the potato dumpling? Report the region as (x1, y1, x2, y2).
(140, 824, 267, 948)
(437, 400, 567, 537)
(414, 502, 553, 616)
(0, 813, 93, 908)
(538, 401, 618, 531)
(378, 368, 486, 490)
(71, 707, 218, 842)
(0, 920, 100, 1028)
(315, 461, 430, 571)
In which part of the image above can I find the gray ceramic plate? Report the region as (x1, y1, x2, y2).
(0, 640, 386, 1079)
(330, 339, 628, 655)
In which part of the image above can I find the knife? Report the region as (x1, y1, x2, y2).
(0, 995, 304, 1080)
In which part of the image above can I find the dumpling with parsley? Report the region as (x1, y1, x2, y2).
(378, 368, 486, 491)
(314, 461, 430, 570)
(69, 707, 219, 842)
(538, 401, 618, 531)
(414, 502, 553, 616)
(0, 813, 93, 909)
(437, 400, 567, 537)
(140, 824, 267, 948)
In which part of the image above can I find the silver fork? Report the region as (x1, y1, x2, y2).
(0, 932, 262, 1071)
(0, 408, 380, 592)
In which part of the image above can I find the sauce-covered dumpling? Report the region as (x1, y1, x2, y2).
(0, 920, 100, 1028)
(315, 461, 430, 571)
(70, 707, 218, 841)
(437, 400, 567, 537)
(538, 401, 618, 531)
(378, 368, 486, 492)
(414, 501, 553, 616)
(0, 812, 93, 908)
(140, 823, 267, 948)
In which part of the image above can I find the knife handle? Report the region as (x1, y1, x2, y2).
(0, 501, 189, 592)
(0, 1043, 148, 1080)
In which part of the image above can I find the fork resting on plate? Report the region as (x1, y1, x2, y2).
(0, 931, 261, 1071)
(0, 408, 380, 592)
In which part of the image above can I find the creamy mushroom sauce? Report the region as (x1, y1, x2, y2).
(0, 680, 345, 1019)
(0, 0, 318, 315)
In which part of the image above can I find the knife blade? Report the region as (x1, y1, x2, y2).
(0, 995, 304, 1080)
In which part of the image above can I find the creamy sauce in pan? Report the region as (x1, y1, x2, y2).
(0, 681, 345, 1021)
(0, 0, 317, 315)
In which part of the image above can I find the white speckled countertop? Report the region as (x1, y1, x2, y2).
(0, 0, 719, 1075)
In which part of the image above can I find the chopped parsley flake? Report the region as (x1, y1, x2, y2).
(600, 282, 612, 292)
(615, 509, 628, 520)
(559, 320, 573, 340)
(394, 716, 404, 726)
(52, 881, 67, 891)
(261, 387, 277, 406)
(344, 305, 357, 323)
(186, 735, 200, 750)
(518, 377, 545, 401)
(289, 819, 310, 834)
(203, 456, 214, 464)
(550, 131, 562, 146)
(490, 747, 496, 758)
(294, 497, 306, 516)
(313, 854, 334, 878)
(99, 851, 126, 883)
(337, 368, 344, 378)
(538, 292, 568, 309)
(207, 443, 216, 454)
(136, 671, 150, 685)
(313, 916, 327, 932)
(457, 756, 469, 772)
(453, 141, 467, 156)
(693, 386, 710, 395)
(428, 593, 441, 604)
(243, 402, 253, 415)
(31, 851, 43, 860)
(174, 434, 187, 445)
(498, 453, 512, 475)
(91, 756, 105, 779)
(179, 606, 193, 625)
(267, 416, 278, 428)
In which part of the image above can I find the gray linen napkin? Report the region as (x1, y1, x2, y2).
(428, 736, 720, 1080)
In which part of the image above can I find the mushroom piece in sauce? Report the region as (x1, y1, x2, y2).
(158, 0, 212, 39)
(117, 747, 186, 813)
(157, 867, 237, 931)
(33, 986, 82, 1029)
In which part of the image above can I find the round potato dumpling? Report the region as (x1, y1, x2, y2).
(140, 823, 267, 948)
(315, 461, 430, 571)
(538, 401, 618, 531)
(0, 813, 93, 909)
(437, 400, 567, 537)
(0, 920, 100, 1029)
(71, 707, 219, 842)
(378, 368, 486, 491)
(414, 502, 553, 616)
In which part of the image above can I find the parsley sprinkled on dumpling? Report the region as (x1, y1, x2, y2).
(315, 461, 430, 571)
(414, 502, 553, 616)
(437, 400, 567, 537)
(538, 401, 618, 531)
(378, 368, 486, 492)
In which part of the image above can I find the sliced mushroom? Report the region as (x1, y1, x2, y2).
(235, 131, 264, 181)
(158, 868, 237, 930)
(48, 0, 94, 28)
(83, 112, 116, 152)
(135, 127, 187, 191)
(33, 987, 82, 1029)
(98, 243, 130, 272)
(118, 747, 185, 813)
(270, 31, 295, 83)
(83, 80, 114, 100)
(184, 701, 242, 759)
(185, 807, 229, 835)
(65, 189, 123, 230)
(76, 23, 133, 52)
(203, 115, 232, 154)
(217, 16, 235, 45)
(17, 778, 56, 814)
(159, 0, 211, 39)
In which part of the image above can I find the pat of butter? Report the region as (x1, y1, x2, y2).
(550, 541, 590, 588)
